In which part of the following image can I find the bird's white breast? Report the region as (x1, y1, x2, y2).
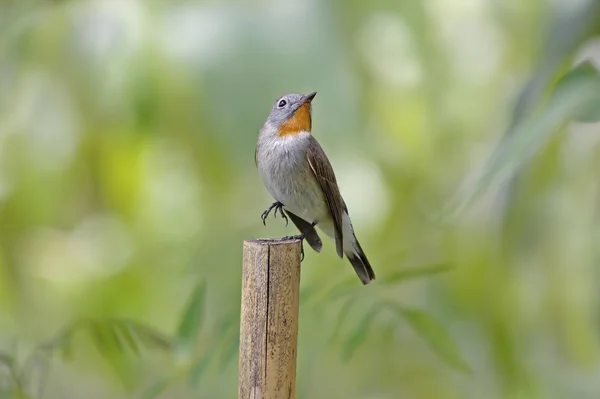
(256, 131, 329, 224)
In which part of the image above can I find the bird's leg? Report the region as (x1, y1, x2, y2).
(261, 201, 285, 226)
(274, 203, 288, 226)
(282, 222, 317, 261)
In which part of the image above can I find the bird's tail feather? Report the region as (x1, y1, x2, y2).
(345, 238, 375, 285)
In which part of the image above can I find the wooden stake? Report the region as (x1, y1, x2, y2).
(238, 238, 302, 399)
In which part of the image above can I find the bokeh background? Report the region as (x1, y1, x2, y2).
(1, 0, 600, 398)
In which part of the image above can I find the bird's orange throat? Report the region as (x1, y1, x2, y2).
(277, 103, 311, 137)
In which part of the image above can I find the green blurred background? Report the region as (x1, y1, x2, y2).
(1, 0, 600, 398)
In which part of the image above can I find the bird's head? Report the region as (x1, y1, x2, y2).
(265, 92, 317, 137)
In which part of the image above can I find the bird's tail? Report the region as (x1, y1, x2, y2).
(345, 237, 375, 285)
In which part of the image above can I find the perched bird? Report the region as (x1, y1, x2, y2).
(255, 92, 375, 285)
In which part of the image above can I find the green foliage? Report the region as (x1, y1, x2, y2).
(382, 263, 453, 285)
(304, 262, 452, 307)
(333, 296, 468, 372)
(388, 306, 470, 372)
(1, 0, 600, 397)
(323, 261, 466, 371)
(340, 303, 380, 362)
(0, 282, 236, 398)
(553, 61, 600, 123)
(140, 286, 238, 399)
(43, 319, 171, 359)
(175, 281, 206, 357)
(0, 318, 170, 398)
(446, 0, 600, 220)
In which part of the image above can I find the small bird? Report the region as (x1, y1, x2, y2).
(255, 92, 375, 284)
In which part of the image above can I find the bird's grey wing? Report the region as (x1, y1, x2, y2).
(284, 210, 323, 252)
(306, 136, 344, 258)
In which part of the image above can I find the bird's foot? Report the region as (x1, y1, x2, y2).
(282, 233, 306, 261)
(274, 203, 288, 226)
(260, 201, 288, 226)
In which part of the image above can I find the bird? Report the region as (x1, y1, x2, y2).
(255, 91, 375, 285)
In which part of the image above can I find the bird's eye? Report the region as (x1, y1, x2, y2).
(277, 99, 287, 108)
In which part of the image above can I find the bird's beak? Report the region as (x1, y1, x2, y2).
(302, 92, 317, 104)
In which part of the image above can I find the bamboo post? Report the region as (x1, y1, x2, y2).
(238, 238, 302, 399)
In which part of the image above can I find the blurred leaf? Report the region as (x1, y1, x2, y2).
(215, 312, 239, 371)
(109, 324, 126, 353)
(218, 337, 239, 372)
(319, 277, 375, 304)
(42, 319, 170, 360)
(382, 263, 453, 284)
(216, 312, 236, 338)
(553, 61, 600, 123)
(89, 321, 111, 355)
(57, 337, 73, 362)
(299, 285, 318, 303)
(188, 346, 215, 389)
(512, 0, 600, 123)
(176, 281, 207, 353)
(447, 67, 600, 219)
(22, 350, 51, 399)
(300, 277, 356, 309)
(87, 321, 141, 389)
(8, 389, 32, 399)
(329, 296, 357, 345)
(87, 322, 134, 387)
(444, 2, 600, 220)
(0, 353, 17, 390)
(40, 323, 76, 352)
(388, 305, 470, 372)
(319, 262, 452, 304)
(141, 373, 173, 399)
(0, 353, 15, 371)
(40, 322, 81, 363)
(116, 323, 141, 356)
(0, 320, 172, 396)
(124, 321, 171, 352)
(341, 304, 381, 362)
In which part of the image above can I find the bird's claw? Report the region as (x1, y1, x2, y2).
(261, 203, 304, 260)
(261, 201, 286, 226)
(275, 205, 288, 226)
